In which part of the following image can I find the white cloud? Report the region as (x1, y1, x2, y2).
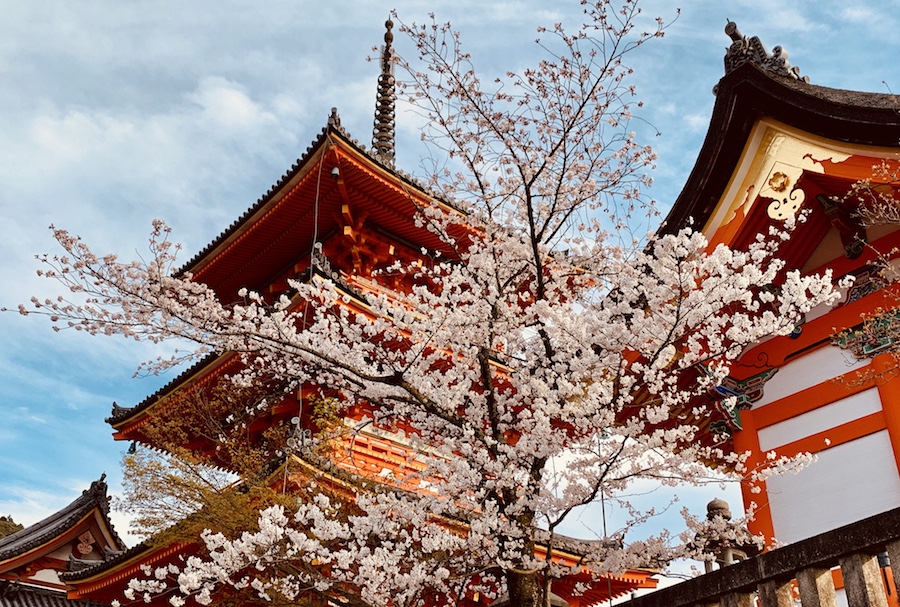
(30, 111, 135, 162)
(684, 113, 708, 131)
(189, 77, 276, 131)
(0, 485, 63, 526)
(12, 406, 48, 425)
(841, 7, 877, 22)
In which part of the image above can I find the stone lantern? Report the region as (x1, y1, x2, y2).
(697, 498, 761, 573)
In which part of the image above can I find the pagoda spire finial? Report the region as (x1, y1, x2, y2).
(372, 18, 396, 167)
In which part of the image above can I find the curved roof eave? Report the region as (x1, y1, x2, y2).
(0, 477, 125, 564)
(176, 111, 458, 279)
(661, 62, 900, 235)
(105, 351, 227, 428)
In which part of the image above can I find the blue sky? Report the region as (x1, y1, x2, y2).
(1, 0, 899, 554)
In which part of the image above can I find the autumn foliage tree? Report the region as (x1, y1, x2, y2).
(0, 516, 23, 539)
(20, 3, 842, 607)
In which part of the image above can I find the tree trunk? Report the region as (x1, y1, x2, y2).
(507, 568, 541, 607)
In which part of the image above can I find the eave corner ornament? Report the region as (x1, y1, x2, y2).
(708, 367, 779, 435)
(723, 21, 809, 83)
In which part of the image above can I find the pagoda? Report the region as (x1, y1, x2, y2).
(61, 21, 657, 607)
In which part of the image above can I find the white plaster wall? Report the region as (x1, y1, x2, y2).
(757, 388, 882, 452)
(752, 346, 868, 409)
(48, 545, 72, 560)
(766, 431, 900, 544)
(806, 298, 838, 323)
(29, 569, 62, 585)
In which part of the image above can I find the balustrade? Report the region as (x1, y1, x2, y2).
(623, 505, 900, 607)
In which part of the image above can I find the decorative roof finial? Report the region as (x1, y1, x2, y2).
(706, 497, 732, 521)
(328, 107, 341, 128)
(372, 18, 396, 167)
(723, 21, 809, 83)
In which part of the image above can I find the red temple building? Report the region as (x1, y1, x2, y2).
(0, 476, 126, 607)
(663, 21, 900, 548)
(653, 22, 900, 606)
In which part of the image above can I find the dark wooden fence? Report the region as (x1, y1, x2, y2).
(625, 506, 900, 607)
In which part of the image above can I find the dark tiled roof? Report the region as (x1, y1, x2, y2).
(0, 583, 107, 607)
(175, 108, 451, 279)
(661, 61, 900, 235)
(0, 477, 126, 563)
(105, 353, 219, 425)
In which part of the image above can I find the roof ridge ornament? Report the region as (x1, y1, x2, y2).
(723, 21, 809, 83)
(372, 18, 396, 167)
(328, 107, 341, 129)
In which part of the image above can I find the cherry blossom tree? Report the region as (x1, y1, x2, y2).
(19, 2, 843, 607)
